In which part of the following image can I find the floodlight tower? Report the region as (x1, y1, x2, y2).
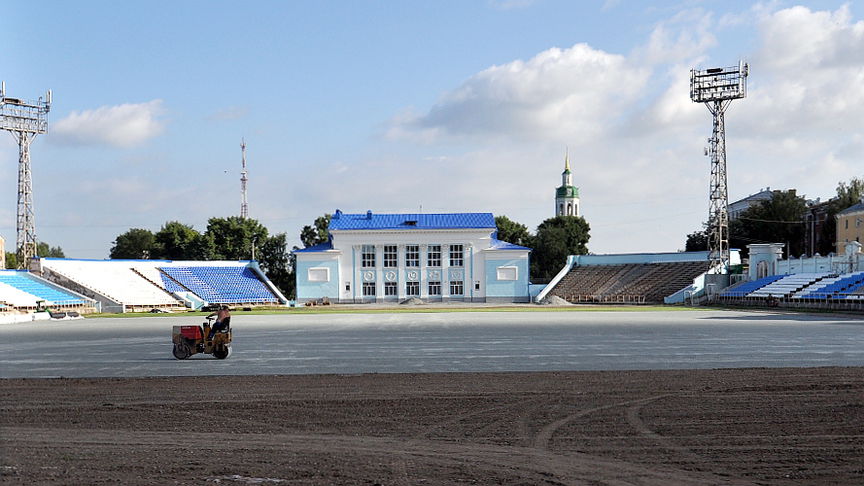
(240, 138, 248, 219)
(0, 82, 51, 268)
(690, 61, 748, 272)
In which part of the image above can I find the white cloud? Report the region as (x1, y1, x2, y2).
(632, 8, 716, 65)
(382, 4, 864, 254)
(52, 100, 165, 148)
(387, 43, 650, 143)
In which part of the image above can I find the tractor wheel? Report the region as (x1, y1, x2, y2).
(213, 345, 230, 360)
(172, 343, 191, 360)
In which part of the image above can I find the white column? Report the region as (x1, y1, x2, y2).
(441, 244, 450, 299)
(375, 244, 383, 301)
(419, 244, 428, 299)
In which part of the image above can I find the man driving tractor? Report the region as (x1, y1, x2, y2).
(207, 305, 231, 340)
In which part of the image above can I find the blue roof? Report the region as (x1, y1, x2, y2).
(328, 211, 496, 231)
(293, 241, 334, 253)
(488, 238, 531, 251)
(838, 201, 864, 215)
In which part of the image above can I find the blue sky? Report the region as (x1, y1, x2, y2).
(2, 1, 862, 258)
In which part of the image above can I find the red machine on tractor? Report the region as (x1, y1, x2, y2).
(172, 316, 232, 360)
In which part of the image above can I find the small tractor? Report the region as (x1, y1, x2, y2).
(172, 316, 232, 360)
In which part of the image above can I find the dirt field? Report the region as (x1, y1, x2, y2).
(2, 367, 863, 485)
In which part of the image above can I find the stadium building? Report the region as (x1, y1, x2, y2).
(294, 210, 531, 304)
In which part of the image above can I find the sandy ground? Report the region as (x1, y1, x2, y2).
(2, 367, 863, 485)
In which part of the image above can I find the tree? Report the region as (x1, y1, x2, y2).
(187, 232, 216, 261)
(37, 242, 65, 258)
(206, 216, 269, 260)
(258, 233, 293, 297)
(495, 215, 532, 247)
(154, 221, 200, 260)
(300, 214, 331, 248)
(684, 227, 709, 252)
(531, 216, 590, 281)
(738, 189, 808, 258)
(4, 253, 17, 269)
(110, 228, 157, 259)
(817, 177, 864, 255)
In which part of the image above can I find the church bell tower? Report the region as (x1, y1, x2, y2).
(555, 150, 580, 217)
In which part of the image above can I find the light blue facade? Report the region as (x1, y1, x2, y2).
(296, 258, 339, 301)
(294, 211, 532, 304)
(484, 253, 530, 302)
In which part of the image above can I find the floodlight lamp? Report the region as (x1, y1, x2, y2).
(690, 61, 749, 103)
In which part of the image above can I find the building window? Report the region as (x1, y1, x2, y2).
(449, 280, 463, 295)
(406, 281, 419, 296)
(384, 282, 397, 296)
(427, 245, 441, 267)
(362, 282, 376, 296)
(496, 266, 518, 281)
(405, 245, 419, 267)
(383, 245, 397, 268)
(307, 267, 330, 282)
(361, 245, 376, 268)
(428, 281, 441, 296)
(449, 244, 463, 267)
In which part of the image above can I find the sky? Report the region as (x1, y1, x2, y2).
(1, 0, 863, 259)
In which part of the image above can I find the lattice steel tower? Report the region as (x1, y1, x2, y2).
(240, 138, 249, 219)
(690, 62, 748, 272)
(0, 82, 51, 268)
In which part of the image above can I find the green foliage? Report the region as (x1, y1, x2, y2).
(154, 221, 200, 260)
(258, 232, 293, 298)
(300, 214, 331, 248)
(531, 216, 590, 280)
(206, 216, 269, 260)
(685, 226, 709, 252)
(495, 215, 532, 247)
(110, 228, 158, 259)
(4, 252, 17, 269)
(817, 176, 864, 255)
(37, 242, 65, 258)
(187, 232, 216, 260)
(686, 189, 810, 258)
(738, 189, 808, 258)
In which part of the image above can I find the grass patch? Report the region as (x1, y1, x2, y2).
(86, 304, 697, 318)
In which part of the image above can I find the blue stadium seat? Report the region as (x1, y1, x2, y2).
(720, 274, 785, 298)
(159, 266, 278, 304)
(0, 270, 88, 305)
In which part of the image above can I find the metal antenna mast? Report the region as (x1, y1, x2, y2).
(0, 82, 51, 268)
(690, 62, 748, 272)
(240, 138, 248, 219)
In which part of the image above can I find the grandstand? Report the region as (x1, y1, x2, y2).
(718, 271, 864, 306)
(538, 251, 722, 304)
(33, 258, 287, 313)
(0, 270, 95, 312)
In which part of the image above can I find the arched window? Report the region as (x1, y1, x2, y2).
(567, 203, 573, 216)
(559, 203, 564, 216)
(757, 261, 769, 279)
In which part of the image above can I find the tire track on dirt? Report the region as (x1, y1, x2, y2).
(532, 394, 672, 450)
(625, 397, 704, 463)
(2, 426, 753, 485)
(416, 395, 547, 441)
